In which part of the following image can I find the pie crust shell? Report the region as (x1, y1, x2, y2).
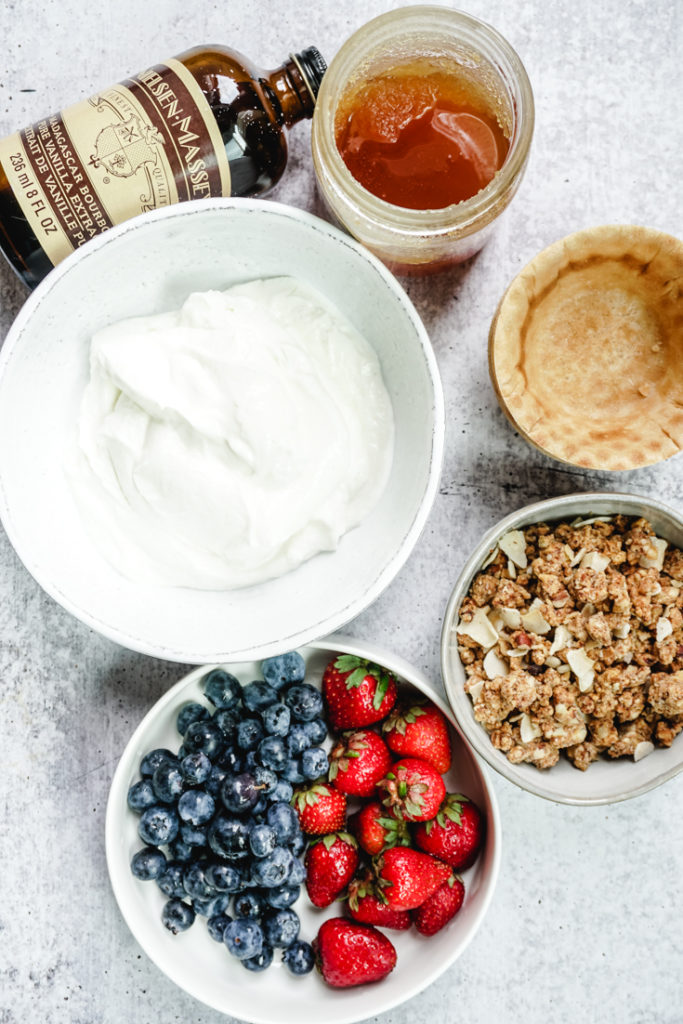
(489, 225, 683, 471)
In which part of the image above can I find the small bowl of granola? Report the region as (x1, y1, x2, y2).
(441, 492, 683, 804)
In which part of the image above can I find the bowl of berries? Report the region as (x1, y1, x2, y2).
(106, 638, 500, 1023)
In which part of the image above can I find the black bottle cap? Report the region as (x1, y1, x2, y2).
(290, 46, 327, 102)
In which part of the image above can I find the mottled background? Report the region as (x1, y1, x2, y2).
(1, 1, 682, 1022)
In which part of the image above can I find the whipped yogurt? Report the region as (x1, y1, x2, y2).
(70, 277, 394, 589)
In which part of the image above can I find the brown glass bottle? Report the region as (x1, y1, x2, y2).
(0, 44, 326, 288)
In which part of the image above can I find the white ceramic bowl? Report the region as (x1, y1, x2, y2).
(105, 637, 500, 1024)
(0, 199, 443, 662)
(441, 492, 683, 805)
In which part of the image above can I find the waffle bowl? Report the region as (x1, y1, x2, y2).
(489, 224, 683, 471)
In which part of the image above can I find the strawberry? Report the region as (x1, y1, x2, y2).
(347, 872, 411, 930)
(382, 700, 452, 774)
(374, 847, 451, 911)
(348, 800, 410, 856)
(411, 874, 465, 936)
(328, 729, 392, 797)
(305, 832, 359, 908)
(322, 654, 397, 730)
(376, 756, 446, 822)
(292, 783, 347, 835)
(413, 793, 484, 870)
(313, 917, 397, 988)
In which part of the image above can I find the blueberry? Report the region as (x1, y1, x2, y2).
(250, 847, 293, 888)
(242, 944, 273, 972)
(205, 862, 244, 892)
(261, 652, 306, 691)
(262, 908, 300, 948)
(203, 669, 242, 709)
(243, 681, 278, 713)
(271, 779, 293, 803)
(208, 816, 250, 861)
(140, 748, 177, 778)
(214, 707, 241, 739)
(223, 918, 264, 960)
(183, 720, 224, 760)
(249, 824, 277, 859)
(193, 893, 231, 917)
(283, 940, 315, 975)
(180, 822, 208, 847)
(138, 805, 179, 846)
(168, 839, 194, 863)
(178, 789, 215, 826)
(152, 762, 185, 804)
(251, 795, 269, 817)
(207, 912, 232, 942)
(205, 766, 229, 799)
(156, 861, 187, 899)
(280, 758, 304, 784)
(180, 751, 211, 786)
(301, 747, 328, 780)
(285, 725, 310, 756)
(176, 702, 209, 736)
(221, 772, 260, 815)
(236, 718, 264, 751)
(216, 746, 243, 772)
(233, 891, 265, 919)
(183, 861, 215, 901)
(127, 780, 156, 813)
(266, 803, 299, 844)
(243, 750, 259, 771)
(289, 832, 306, 858)
(262, 703, 291, 737)
(161, 899, 195, 934)
(287, 857, 306, 885)
(284, 684, 323, 722)
(253, 766, 278, 794)
(257, 735, 288, 772)
(265, 883, 300, 909)
(130, 846, 167, 881)
(303, 718, 328, 745)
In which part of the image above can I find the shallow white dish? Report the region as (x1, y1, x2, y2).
(0, 199, 443, 662)
(105, 636, 500, 1024)
(441, 491, 683, 805)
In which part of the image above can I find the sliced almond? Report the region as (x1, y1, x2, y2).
(499, 530, 528, 569)
(571, 516, 613, 527)
(656, 618, 673, 643)
(622, 652, 633, 664)
(468, 680, 485, 703)
(488, 609, 504, 632)
(613, 621, 631, 639)
(580, 550, 610, 572)
(634, 741, 655, 762)
(498, 607, 522, 629)
(483, 648, 510, 679)
(639, 536, 667, 571)
(580, 602, 596, 617)
(481, 547, 499, 569)
(457, 607, 499, 649)
(520, 713, 542, 743)
(550, 624, 572, 655)
(522, 605, 552, 635)
(507, 558, 517, 580)
(577, 670, 595, 693)
(567, 648, 596, 685)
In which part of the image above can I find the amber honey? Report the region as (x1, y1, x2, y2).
(334, 61, 510, 211)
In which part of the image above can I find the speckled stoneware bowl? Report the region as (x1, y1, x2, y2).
(0, 199, 443, 663)
(441, 492, 683, 805)
(106, 636, 501, 1024)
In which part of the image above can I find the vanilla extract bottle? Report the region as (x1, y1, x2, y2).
(0, 44, 327, 287)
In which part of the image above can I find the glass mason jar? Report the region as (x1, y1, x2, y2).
(311, 6, 534, 275)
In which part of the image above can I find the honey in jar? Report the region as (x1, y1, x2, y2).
(334, 60, 510, 211)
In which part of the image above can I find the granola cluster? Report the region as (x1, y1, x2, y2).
(456, 515, 683, 771)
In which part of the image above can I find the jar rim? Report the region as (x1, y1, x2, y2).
(312, 4, 535, 237)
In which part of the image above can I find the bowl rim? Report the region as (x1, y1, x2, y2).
(440, 490, 683, 806)
(105, 635, 501, 1023)
(0, 198, 445, 663)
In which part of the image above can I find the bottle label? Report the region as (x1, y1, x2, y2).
(0, 58, 231, 267)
